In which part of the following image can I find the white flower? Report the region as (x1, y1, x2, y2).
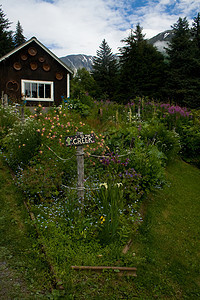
(116, 183, 123, 187)
(100, 183, 108, 189)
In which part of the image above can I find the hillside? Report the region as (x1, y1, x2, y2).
(60, 54, 93, 74)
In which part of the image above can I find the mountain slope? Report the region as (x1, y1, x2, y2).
(148, 29, 173, 53)
(60, 54, 93, 73)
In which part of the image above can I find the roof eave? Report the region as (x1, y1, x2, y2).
(0, 37, 73, 75)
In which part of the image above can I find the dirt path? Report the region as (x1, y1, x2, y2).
(0, 158, 52, 299)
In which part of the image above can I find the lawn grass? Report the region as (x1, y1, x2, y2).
(0, 158, 52, 299)
(133, 158, 200, 299)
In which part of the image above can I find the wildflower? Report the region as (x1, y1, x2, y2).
(100, 216, 105, 224)
(116, 183, 123, 187)
(100, 183, 108, 189)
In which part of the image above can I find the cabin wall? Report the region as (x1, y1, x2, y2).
(0, 40, 70, 106)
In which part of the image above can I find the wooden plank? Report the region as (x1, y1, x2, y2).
(71, 266, 137, 276)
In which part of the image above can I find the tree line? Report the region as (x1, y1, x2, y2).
(0, 5, 26, 57)
(73, 14, 200, 109)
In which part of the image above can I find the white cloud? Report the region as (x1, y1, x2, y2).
(1, 0, 200, 57)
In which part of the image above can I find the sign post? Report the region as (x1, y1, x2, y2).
(65, 132, 95, 205)
(76, 132, 84, 203)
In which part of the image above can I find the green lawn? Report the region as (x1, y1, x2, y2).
(0, 158, 52, 299)
(134, 159, 200, 299)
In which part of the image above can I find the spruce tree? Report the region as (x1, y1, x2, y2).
(92, 39, 118, 100)
(118, 24, 166, 102)
(166, 17, 200, 108)
(191, 13, 200, 54)
(0, 5, 14, 57)
(71, 68, 97, 98)
(14, 21, 26, 47)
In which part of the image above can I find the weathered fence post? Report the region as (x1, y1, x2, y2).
(1, 91, 4, 106)
(3, 93, 8, 107)
(65, 132, 95, 207)
(21, 95, 25, 123)
(76, 132, 84, 204)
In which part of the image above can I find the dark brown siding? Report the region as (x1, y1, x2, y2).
(0, 40, 71, 106)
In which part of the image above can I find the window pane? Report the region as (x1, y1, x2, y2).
(25, 82, 31, 97)
(45, 84, 51, 98)
(32, 83, 37, 98)
(39, 84, 44, 98)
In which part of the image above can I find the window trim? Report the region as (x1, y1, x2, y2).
(21, 79, 54, 101)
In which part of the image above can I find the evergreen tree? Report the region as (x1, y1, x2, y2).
(166, 17, 200, 108)
(92, 39, 118, 100)
(191, 12, 200, 52)
(0, 5, 14, 57)
(14, 21, 26, 47)
(118, 24, 166, 102)
(71, 68, 97, 98)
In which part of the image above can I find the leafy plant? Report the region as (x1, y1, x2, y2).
(0, 105, 19, 141)
(95, 181, 124, 244)
(2, 118, 41, 169)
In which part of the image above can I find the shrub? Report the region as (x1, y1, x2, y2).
(2, 118, 41, 170)
(178, 124, 200, 167)
(0, 105, 19, 141)
(140, 121, 181, 160)
(128, 141, 166, 193)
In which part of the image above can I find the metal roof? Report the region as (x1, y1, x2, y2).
(0, 36, 73, 74)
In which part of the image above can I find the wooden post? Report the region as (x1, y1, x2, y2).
(3, 94, 8, 107)
(21, 95, 25, 123)
(76, 132, 84, 204)
(1, 91, 4, 106)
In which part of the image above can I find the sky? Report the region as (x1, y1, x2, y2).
(1, 0, 200, 57)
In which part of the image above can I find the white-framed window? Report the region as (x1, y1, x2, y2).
(21, 79, 54, 101)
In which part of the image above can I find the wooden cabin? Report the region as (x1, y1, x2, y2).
(0, 37, 73, 106)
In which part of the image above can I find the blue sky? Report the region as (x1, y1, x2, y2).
(1, 0, 200, 56)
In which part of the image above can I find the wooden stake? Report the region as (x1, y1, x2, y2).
(76, 132, 84, 204)
(3, 94, 8, 107)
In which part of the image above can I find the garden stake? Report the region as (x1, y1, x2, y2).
(76, 132, 85, 205)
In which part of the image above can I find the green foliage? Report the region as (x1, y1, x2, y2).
(71, 68, 97, 98)
(191, 12, 200, 53)
(95, 182, 124, 244)
(16, 157, 65, 202)
(0, 100, 200, 298)
(66, 97, 92, 117)
(129, 141, 166, 192)
(140, 121, 181, 160)
(0, 105, 19, 141)
(92, 39, 118, 100)
(2, 118, 41, 169)
(166, 16, 200, 108)
(118, 24, 166, 102)
(178, 124, 200, 167)
(0, 5, 14, 57)
(13, 20, 26, 47)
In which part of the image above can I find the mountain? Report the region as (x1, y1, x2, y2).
(60, 54, 93, 74)
(60, 30, 174, 73)
(148, 29, 173, 53)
